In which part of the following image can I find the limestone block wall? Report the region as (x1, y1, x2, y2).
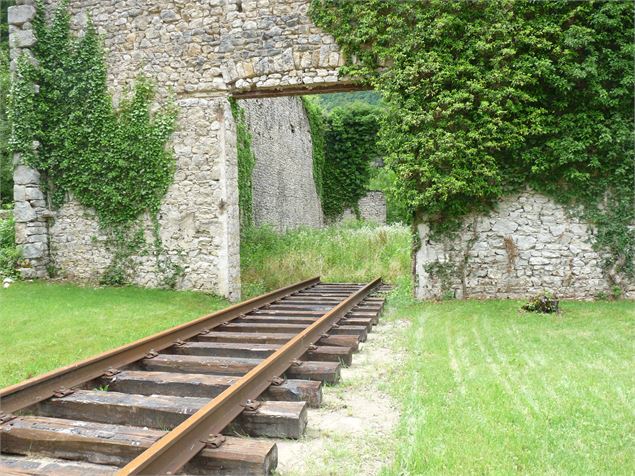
(10, 0, 345, 299)
(341, 191, 387, 224)
(415, 190, 635, 300)
(241, 96, 323, 231)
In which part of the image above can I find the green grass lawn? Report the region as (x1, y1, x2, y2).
(382, 297, 635, 475)
(0, 282, 228, 388)
(1, 220, 633, 474)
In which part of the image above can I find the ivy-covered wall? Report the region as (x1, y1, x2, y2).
(311, 0, 634, 298)
(9, 0, 349, 298)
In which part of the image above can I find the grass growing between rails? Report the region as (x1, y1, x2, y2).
(0, 282, 228, 388)
(381, 298, 635, 475)
(240, 221, 412, 298)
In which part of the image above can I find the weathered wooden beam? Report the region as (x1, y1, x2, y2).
(317, 334, 360, 351)
(140, 354, 258, 376)
(0, 416, 277, 474)
(33, 390, 306, 438)
(237, 315, 319, 325)
(285, 361, 341, 384)
(304, 345, 354, 366)
(228, 401, 308, 439)
(217, 323, 308, 334)
(261, 379, 322, 408)
(197, 331, 295, 345)
(231, 81, 370, 100)
(165, 341, 279, 359)
(102, 370, 322, 407)
(0, 455, 117, 476)
(329, 325, 368, 341)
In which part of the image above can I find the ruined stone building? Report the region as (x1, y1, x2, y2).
(9, 0, 632, 300)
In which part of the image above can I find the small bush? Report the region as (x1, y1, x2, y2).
(522, 292, 560, 314)
(0, 216, 20, 278)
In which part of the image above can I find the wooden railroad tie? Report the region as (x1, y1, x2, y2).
(0, 278, 387, 475)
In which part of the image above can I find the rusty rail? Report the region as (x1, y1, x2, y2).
(117, 277, 382, 475)
(0, 277, 320, 413)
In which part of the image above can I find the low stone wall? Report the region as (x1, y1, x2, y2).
(341, 191, 387, 224)
(242, 97, 323, 231)
(415, 190, 635, 300)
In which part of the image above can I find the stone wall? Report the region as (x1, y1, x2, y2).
(341, 191, 387, 224)
(9, 0, 346, 299)
(241, 97, 323, 230)
(49, 98, 240, 297)
(415, 190, 635, 300)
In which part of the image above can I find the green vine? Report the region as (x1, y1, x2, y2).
(230, 98, 256, 229)
(302, 99, 383, 220)
(302, 96, 326, 202)
(310, 0, 634, 284)
(0, 1, 11, 206)
(10, 1, 179, 286)
(322, 103, 382, 219)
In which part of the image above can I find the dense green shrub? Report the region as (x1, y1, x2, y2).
(311, 0, 634, 279)
(321, 102, 383, 219)
(0, 215, 20, 278)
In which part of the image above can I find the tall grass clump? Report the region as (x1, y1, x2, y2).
(240, 221, 411, 298)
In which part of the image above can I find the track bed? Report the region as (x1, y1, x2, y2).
(0, 278, 388, 475)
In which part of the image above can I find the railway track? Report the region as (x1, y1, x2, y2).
(0, 277, 387, 475)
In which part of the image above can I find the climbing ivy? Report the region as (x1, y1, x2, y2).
(321, 102, 382, 219)
(302, 96, 326, 202)
(230, 98, 256, 229)
(302, 99, 383, 220)
(10, 1, 179, 285)
(0, 1, 11, 206)
(310, 0, 635, 282)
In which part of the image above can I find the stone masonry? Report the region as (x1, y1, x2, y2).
(9, 0, 347, 299)
(10, 1, 627, 300)
(242, 96, 323, 230)
(415, 190, 635, 300)
(341, 191, 387, 224)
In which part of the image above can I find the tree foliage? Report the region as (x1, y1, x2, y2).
(311, 0, 634, 279)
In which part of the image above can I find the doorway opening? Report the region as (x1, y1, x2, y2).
(232, 89, 411, 299)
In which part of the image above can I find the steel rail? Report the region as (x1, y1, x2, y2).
(0, 277, 320, 413)
(118, 277, 382, 476)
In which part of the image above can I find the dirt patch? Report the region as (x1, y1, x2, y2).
(273, 320, 407, 476)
